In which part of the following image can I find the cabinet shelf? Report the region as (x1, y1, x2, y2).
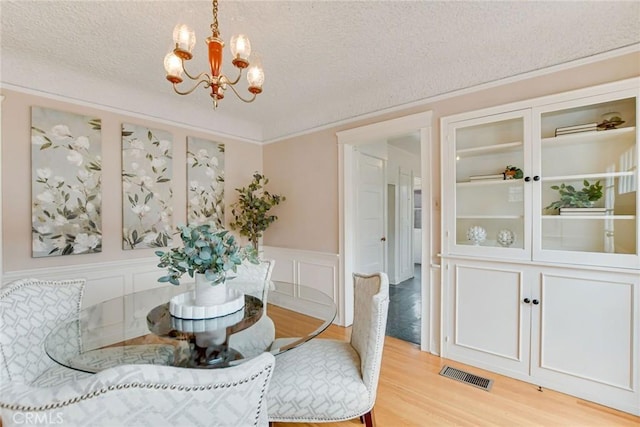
(456, 141, 522, 158)
(542, 170, 635, 182)
(457, 179, 522, 187)
(542, 215, 636, 220)
(457, 215, 523, 219)
(541, 126, 635, 146)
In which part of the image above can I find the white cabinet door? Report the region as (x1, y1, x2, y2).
(443, 258, 640, 416)
(442, 259, 532, 379)
(442, 109, 532, 261)
(533, 87, 639, 269)
(530, 268, 639, 415)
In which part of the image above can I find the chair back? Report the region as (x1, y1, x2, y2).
(228, 260, 276, 357)
(0, 352, 276, 427)
(0, 278, 85, 384)
(229, 259, 275, 302)
(350, 272, 389, 398)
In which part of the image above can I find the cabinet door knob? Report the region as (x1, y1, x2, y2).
(532, 299, 540, 305)
(524, 176, 531, 182)
(533, 176, 540, 181)
(380, 237, 387, 242)
(523, 298, 531, 304)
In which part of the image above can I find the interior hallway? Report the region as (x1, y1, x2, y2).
(386, 264, 421, 345)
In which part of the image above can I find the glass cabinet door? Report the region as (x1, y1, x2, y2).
(534, 90, 638, 268)
(447, 109, 531, 259)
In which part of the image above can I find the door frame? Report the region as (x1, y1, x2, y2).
(337, 111, 434, 352)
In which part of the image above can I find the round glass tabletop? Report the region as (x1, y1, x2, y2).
(45, 280, 336, 372)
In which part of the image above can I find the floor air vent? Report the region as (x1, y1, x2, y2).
(439, 365, 493, 391)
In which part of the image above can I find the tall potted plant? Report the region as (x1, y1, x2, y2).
(230, 172, 286, 251)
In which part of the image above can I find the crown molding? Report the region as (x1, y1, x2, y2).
(263, 43, 640, 145)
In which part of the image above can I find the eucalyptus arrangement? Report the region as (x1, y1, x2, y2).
(545, 180, 603, 211)
(230, 172, 286, 251)
(155, 224, 258, 286)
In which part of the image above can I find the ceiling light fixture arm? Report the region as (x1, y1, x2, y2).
(181, 58, 210, 82)
(171, 78, 211, 96)
(223, 68, 243, 86)
(223, 79, 258, 103)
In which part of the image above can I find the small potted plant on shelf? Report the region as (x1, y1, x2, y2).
(503, 165, 523, 180)
(544, 180, 603, 211)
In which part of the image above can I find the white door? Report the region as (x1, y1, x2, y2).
(397, 168, 414, 281)
(355, 151, 386, 274)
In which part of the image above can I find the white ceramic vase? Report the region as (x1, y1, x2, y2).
(466, 225, 487, 246)
(194, 273, 228, 307)
(497, 229, 515, 247)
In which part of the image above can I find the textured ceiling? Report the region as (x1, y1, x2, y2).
(1, 1, 639, 142)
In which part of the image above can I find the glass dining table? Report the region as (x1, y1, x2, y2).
(44, 280, 336, 373)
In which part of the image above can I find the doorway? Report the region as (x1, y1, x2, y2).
(386, 144, 422, 344)
(337, 111, 434, 353)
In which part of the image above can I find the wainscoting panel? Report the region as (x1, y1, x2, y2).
(262, 246, 342, 325)
(85, 275, 127, 309)
(298, 261, 336, 301)
(2, 249, 343, 325)
(267, 255, 296, 288)
(1, 257, 169, 308)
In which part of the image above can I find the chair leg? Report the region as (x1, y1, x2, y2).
(362, 409, 375, 427)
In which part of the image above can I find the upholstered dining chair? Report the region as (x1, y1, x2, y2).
(0, 351, 275, 427)
(0, 278, 91, 387)
(266, 272, 390, 427)
(228, 260, 276, 359)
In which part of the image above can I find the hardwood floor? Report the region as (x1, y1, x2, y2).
(269, 305, 639, 427)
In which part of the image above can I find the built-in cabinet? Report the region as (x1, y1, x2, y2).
(441, 78, 639, 415)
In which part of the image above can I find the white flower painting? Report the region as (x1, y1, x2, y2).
(122, 123, 173, 250)
(187, 137, 225, 228)
(31, 107, 102, 257)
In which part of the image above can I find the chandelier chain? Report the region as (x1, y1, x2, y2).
(211, 0, 220, 37)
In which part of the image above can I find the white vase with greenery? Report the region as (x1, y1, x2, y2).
(155, 224, 258, 307)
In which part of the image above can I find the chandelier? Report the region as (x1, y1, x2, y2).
(163, 0, 264, 108)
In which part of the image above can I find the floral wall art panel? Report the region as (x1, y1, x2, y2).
(121, 123, 173, 250)
(187, 137, 225, 228)
(31, 107, 102, 257)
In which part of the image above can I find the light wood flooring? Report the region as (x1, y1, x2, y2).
(269, 305, 640, 427)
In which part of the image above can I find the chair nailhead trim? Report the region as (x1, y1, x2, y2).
(0, 362, 275, 416)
